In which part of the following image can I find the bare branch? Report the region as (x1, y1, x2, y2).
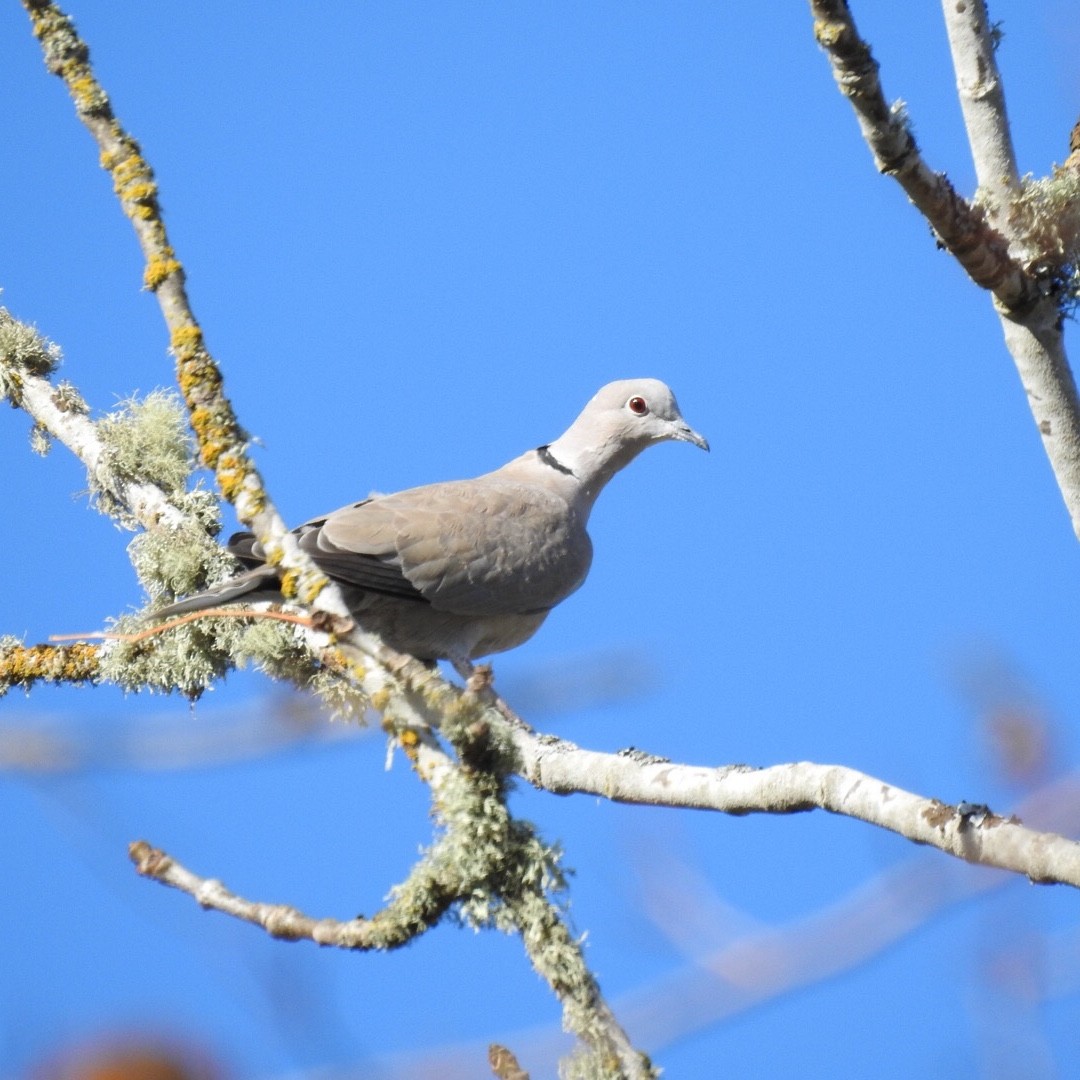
(939, 0, 1019, 220)
(809, 0, 1037, 311)
(507, 725, 1080, 887)
(0, 694, 367, 773)
(809, 2, 1080, 541)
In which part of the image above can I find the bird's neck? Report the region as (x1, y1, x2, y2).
(536, 432, 646, 514)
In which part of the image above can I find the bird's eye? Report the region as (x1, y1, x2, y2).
(628, 396, 649, 416)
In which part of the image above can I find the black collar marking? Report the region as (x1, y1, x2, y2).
(536, 444, 575, 476)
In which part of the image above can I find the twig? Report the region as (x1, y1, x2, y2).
(0, 694, 366, 774)
(0, 641, 99, 695)
(936, 0, 1080, 538)
(129, 839, 454, 949)
(50, 607, 316, 645)
(2, 318, 188, 533)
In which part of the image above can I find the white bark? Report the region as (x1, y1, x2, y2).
(508, 725, 1080, 887)
(940, 0, 1020, 216)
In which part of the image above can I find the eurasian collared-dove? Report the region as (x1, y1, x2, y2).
(155, 379, 707, 664)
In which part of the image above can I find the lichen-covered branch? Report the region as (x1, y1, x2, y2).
(129, 839, 455, 949)
(809, 0, 1037, 312)
(19, 0, 339, 619)
(0, 639, 99, 696)
(0, 310, 190, 534)
(133, 700, 652, 1079)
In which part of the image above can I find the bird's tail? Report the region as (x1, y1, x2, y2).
(152, 565, 282, 618)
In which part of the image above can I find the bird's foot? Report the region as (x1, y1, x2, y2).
(464, 662, 494, 694)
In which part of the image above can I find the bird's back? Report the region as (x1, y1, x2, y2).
(299, 474, 593, 618)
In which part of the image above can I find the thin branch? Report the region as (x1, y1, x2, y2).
(939, 0, 1019, 221)
(132, 711, 652, 1079)
(0, 641, 99, 696)
(0, 694, 367, 773)
(384, 769, 1080, 1078)
(506, 724, 1080, 887)
(129, 839, 455, 949)
(935, 1, 1080, 538)
(809, 0, 1037, 311)
(0, 312, 188, 533)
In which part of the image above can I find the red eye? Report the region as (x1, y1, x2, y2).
(628, 396, 649, 416)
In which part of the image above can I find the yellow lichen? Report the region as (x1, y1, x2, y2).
(215, 453, 249, 501)
(0, 641, 100, 694)
(176, 357, 223, 402)
(110, 153, 149, 187)
(122, 181, 157, 203)
(170, 325, 203, 354)
(143, 255, 182, 291)
(278, 568, 300, 601)
(298, 574, 328, 606)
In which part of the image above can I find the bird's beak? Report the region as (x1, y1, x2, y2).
(672, 422, 709, 452)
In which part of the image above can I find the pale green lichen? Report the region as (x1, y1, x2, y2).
(307, 666, 373, 724)
(97, 389, 193, 499)
(127, 516, 233, 602)
(98, 613, 247, 698)
(30, 423, 51, 456)
(53, 380, 89, 415)
(234, 620, 319, 687)
(0, 309, 62, 403)
(1009, 170, 1080, 309)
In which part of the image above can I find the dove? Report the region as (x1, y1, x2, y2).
(154, 379, 707, 666)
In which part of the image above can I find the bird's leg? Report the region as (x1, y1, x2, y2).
(457, 663, 534, 732)
(451, 656, 476, 682)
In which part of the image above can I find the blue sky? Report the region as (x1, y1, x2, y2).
(2, 3, 1080, 1077)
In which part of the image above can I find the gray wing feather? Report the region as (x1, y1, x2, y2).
(310, 480, 592, 616)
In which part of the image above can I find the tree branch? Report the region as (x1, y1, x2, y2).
(809, 0, 1037, 311)
(129, 839, 457, 949)
(0, 640, 99, 696)
(809, 0, 1080, 541)
(131, 708, 653, 1080)
(939, 0, 1019, 220)
(506, 724, 1080, 887)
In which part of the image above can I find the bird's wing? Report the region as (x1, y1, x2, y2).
(305, 478, 592, 617)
